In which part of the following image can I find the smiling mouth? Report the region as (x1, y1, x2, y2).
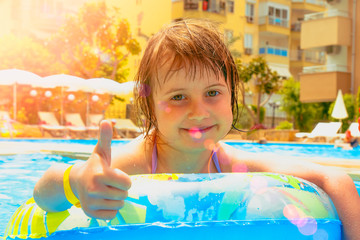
(183, 126, 214, 139)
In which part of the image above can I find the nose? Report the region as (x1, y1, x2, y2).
(188, 100, 210, 121)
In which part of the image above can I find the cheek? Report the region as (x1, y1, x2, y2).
(217, 97, 233, 118)
(155, 101, 184, 123)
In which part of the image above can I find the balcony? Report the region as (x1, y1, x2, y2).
(290, 50, 325, 66)
(259, 16, 290, 35)
(300, 64, 351, 102)
(180, 0, 227, 21)
(301, 10, 351, 49)
(292, 0, 327, 12)
(259, 45, 288, 57)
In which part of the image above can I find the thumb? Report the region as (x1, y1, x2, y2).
(94, 120, 113, 165)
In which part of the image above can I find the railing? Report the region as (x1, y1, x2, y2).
(292, 0, 326, 7)
(259, 45, 288, 57)
(303, 64, 348, 73)
(258, 16, 289, 28)
(304, 9, 349, 21)
(291, 22, 301, 32)
(184, 2, 199, 10)
(290, 50, 326, 63)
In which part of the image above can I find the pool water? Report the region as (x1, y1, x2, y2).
(226, 141, 360, 160)
(0, 139, 359, 236)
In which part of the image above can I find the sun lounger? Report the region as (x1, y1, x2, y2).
(295, 122, 342, 142)
(38, 111, 67, 138)
(348, 122, 360, 137)
(65, 113, 88, 139)
(87, 114, 103, 138)
(114, 118, 142, 138)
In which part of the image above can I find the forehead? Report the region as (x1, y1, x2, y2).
(153, 58, 226, 91)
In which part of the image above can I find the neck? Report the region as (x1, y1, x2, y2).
(155, 139, 215, 173)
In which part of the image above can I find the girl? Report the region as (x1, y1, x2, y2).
(34, 19, 360, 240)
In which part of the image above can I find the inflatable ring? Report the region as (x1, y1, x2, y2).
(4, 173, 341, 240)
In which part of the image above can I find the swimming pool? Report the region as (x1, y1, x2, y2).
(0, 139, 359, 236)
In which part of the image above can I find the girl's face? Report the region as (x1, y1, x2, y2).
(152, 65, 233, 151)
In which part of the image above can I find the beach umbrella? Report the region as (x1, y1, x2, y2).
(85, 78, 135, 125)
(0, 69, 43, 120)
(86, 78, 135, 95)
(331, 89, 348, 120)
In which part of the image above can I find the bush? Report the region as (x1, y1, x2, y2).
(275, 121, 293, 130)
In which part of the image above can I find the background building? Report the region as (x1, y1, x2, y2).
(300, 0, 359, 103)
(2, 0, 357, 127)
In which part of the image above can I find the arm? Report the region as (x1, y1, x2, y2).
(243, 152, 360, 240)
(33, 163, 72, 212)
(33, 121, 131, 219)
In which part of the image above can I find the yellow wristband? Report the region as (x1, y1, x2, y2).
(63, 165, 81, 208)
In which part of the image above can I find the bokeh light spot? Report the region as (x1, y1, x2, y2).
(189, 127, 202, 139)
(139, 83, 151, 97)
(298, 217, 317, 236)
(312, 229, 328, 240)
(232, 162, 248, 172)
(157, 101, 171, 113)
(283, 204, 308, 227)
(250, 176, 268, 193)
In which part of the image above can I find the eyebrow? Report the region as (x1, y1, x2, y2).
(163, 83, 227, 95)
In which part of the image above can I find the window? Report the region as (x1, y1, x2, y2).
(244, 34, 253, 55)
(184, 0, 199, 10)
(228, 1, 234, 13)
(268, 5, 288, 27)
(203, 0, 225, 14)
(245, 2, 254, 23)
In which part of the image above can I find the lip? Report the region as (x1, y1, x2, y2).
(183, 125, 214, 134)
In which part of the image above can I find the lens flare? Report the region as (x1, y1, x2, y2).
(283, 204, 317, 235)
(250, 176, 268, 193)
(298, 217, 317, 236)
(157, 101, 171, 113)
(189, 127, 202, 139)
(204, 139, 215, 150)
(139, 83, 151, 97)
(232, 162, 248, 172)
(312, 229, 328, 240)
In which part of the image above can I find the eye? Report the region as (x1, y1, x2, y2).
(171, 94, 185, 101)
(207, 90, 219, 97)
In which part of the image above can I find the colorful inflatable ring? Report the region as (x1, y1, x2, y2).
(4, 173, 341, 240)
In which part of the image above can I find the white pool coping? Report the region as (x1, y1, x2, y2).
(1, 140, 360, 178)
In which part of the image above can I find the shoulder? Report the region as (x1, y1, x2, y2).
(111, 134, 153, 175)
(217, 141, 268, 172)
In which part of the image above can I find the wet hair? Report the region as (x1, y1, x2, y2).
(134, 18, 240, 138)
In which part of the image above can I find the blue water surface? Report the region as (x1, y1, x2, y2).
(0, 139, 359, 236)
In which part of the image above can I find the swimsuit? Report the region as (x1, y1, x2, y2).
(151, 143, 221, 173)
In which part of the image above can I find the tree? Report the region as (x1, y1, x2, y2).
(48, 1, 141, 81)
(280, 78, 317, 131)
(0, 34, 63, 76)
(279, 78, 332, 131)
(236, 56, 282, 125)
(356, 87, 360, 120)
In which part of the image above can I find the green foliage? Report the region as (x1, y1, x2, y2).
(233, 105, 253, 130)
(275, 120, 293, 130)
(356, 87, 360, 119)
(236, 57, 282, 125)
(0, 34, 64, 76)
(48, 1, 141, 81)
(279, 78, 328, 131)
(328, 93, 355, 132)
(250, 105, 265, 123)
